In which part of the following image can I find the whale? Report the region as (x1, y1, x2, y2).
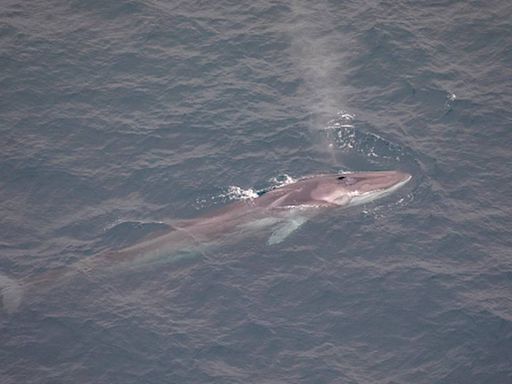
(95, 170, 412, 265)
(0, 170, 411, 313)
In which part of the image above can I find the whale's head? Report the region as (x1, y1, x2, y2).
(309, 171, 412, 207)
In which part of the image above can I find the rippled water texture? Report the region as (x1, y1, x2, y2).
(1, 1, 511, 383)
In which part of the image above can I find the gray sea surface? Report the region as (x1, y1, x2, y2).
(1, 1, 511, 383)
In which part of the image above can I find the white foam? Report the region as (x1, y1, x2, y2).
(337, 111, 355, 120)
(221, 186, 259, 201)
(269, 174, 296, 187)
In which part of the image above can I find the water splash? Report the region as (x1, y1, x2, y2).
(195, 173, 298, 210)
(322, 111, 406, 163)
(444, 90, 457, 111)
(195, 185, 258, 209)
(221, 174, 297, 202)
(268, 174, 296, 187)
(221, 186, 259, 201)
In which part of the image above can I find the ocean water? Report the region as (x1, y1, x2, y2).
(1, 0, 511, 383)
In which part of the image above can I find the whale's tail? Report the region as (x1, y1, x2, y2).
(0, 273, 23, 314)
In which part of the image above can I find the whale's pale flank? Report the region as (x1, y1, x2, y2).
(0, 170, 411, 313)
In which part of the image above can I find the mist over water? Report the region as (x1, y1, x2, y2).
(1, 0, 511, 383)
(288, 1, 349, 121)
(286, 1, 348, 170)
(286, 2, 407, 172)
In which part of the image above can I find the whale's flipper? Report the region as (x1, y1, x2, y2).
(268, 216, 308, 245)
(0, 273, 23, 314)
